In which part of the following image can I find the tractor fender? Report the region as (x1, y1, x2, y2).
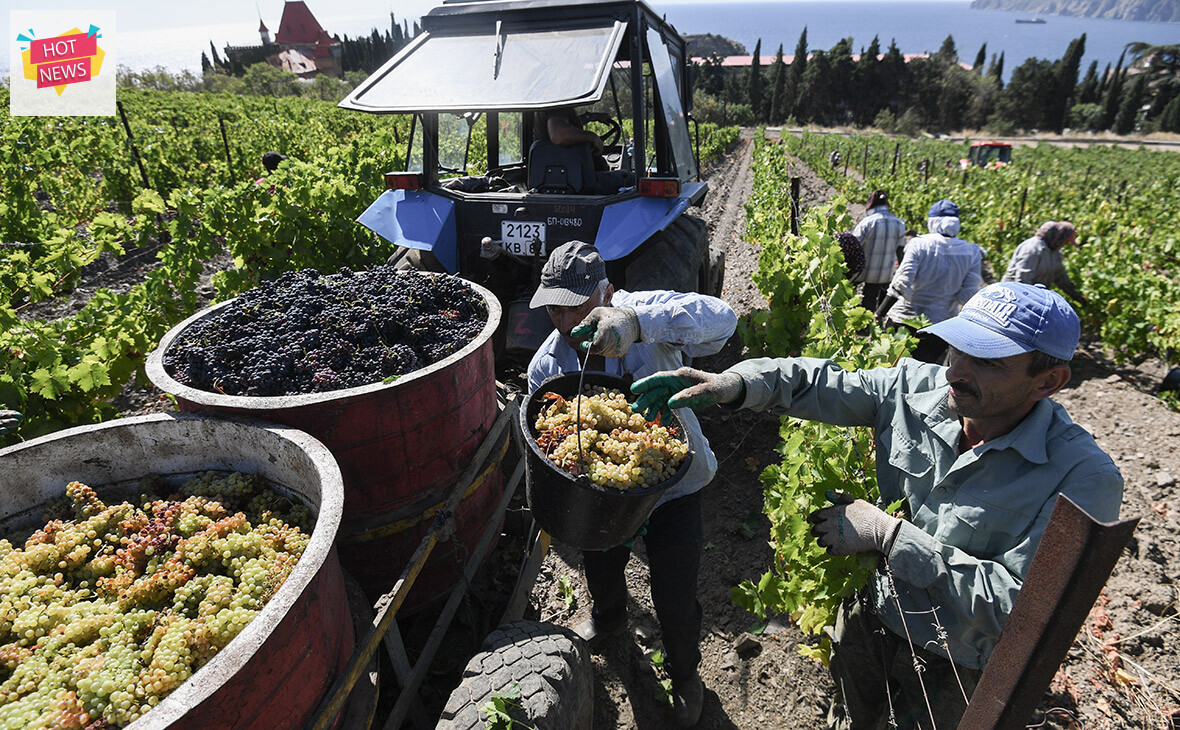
(355, 189, 458, 273)
(594, 181, 706, 260)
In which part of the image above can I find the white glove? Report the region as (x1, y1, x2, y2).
(808, 490, 902, 556)
(570, 307, 640, 358)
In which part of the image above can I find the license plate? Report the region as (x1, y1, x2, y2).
(501, 221, 547, 256)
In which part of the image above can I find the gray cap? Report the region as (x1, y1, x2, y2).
(529, 241, 607, 308)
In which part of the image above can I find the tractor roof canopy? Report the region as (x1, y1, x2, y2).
(339, 0, 675, 114)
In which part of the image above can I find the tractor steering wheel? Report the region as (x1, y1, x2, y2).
(594, 117, 623, 149)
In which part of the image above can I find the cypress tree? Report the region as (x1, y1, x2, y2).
(748, 38, 764, 123)
(769, 44, 788, 124)
(784, 27, 808, 119)
(1114, 73, 1147, 135)
(973, 42, 987, 74)
(937, 35, 957, 65)
(987, 52, 1005, 89)
(201, 52, 212, 74)
(209, 41, 226, 72)
(1077, 60, 1100, 104)
(1101, 51, 1126, 130)
(1161, 95, 1180, 133)
(1051, 34, 1086, 133)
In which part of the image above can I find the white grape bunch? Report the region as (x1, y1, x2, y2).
(0, 473, 312, 729)
(533, 386, 689, 490)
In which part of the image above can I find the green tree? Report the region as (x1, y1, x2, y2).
(1077, 60, 1100, 104)
(1100, 51, 1127, 130)
(241, 62, 302, 97)
(936, 35, 958, 65)
(748, 39, 764, 123)
(1114, 73, 1148, 134)
(972, 42, 987, 74)
(828, 38, 856, 125)
(1048, 34, 1086, 133)
(854, 35, 882, 124)
(995, 58, 1058, 130)
(1161, 94, 1180, 132)
(987, 51, 1005, 89)
(797, 50, 832, 124)
(769, 45, 788, 124)
(784, 27, 808, 120)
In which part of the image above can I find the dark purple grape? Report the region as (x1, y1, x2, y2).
(836, 231, 865, 281)
(164, 267, 486, 396)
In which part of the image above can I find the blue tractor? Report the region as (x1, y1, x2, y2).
(339, 0, 724, 358)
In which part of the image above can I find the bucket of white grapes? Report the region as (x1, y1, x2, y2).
(521, 371, 694, 550)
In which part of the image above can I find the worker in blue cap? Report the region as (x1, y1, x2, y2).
(630, 282, 1123, 730)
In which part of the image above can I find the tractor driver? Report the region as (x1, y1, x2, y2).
(534, 107, 614, 167)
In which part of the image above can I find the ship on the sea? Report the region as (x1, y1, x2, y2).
(1015, 17, 1047, 23)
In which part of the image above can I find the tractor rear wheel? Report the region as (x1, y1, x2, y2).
(622, 213, 710, 294)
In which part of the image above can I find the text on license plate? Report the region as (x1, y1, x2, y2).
(501, 221, 547, 255)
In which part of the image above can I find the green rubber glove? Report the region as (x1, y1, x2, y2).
(569, 307, 640, 358)
(807, 490, 902, 556)
(629, 367, 743, 423)
(0, 410, 23, 436)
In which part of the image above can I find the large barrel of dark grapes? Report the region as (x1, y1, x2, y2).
(0, 413, 351, 730)
(145, 275, 504, 611)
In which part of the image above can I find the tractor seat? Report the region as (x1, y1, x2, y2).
(527, 140, 593, 194)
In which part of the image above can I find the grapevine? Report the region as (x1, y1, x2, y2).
(0, 472, 312, 729)
(732, 134, 916, 662)
(533, 387, 688, 490)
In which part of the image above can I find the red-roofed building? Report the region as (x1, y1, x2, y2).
(227, 1, 342, 79)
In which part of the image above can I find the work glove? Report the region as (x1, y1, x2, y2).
(570, 307, 640, 358)
(0, 410, 22, 436)
(630, 367, 743, 423)
(807, 490, 902, 557)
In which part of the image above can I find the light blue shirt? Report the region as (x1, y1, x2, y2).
(853, 205, 907, 285)
(727, 356, 1123, 669)
(887, 216, 984, 324)
(527, 289, 737, 506)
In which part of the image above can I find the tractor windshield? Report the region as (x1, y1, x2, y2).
(339, 20, 627, 113)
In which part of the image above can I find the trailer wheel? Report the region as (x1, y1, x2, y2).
(702, 245, 726, 299)
(435, 620, 592, 730)
(622, 213, 709, 294)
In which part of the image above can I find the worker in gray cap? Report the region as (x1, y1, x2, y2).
(527, 240, 736, 727)
(631, 282, 1122, 730)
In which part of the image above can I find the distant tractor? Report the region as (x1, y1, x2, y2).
(962, 141, 1013, 169)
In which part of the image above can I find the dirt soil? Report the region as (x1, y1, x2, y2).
(96, 132, 1180, 729)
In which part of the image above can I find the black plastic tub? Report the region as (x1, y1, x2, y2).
(521, 372, 693, 550)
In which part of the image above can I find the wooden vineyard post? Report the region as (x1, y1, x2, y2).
(116, 100, 151, 191)
(789, 176, 801, 236)
(1017, 187, 1028, 228)
(843, 152, 849, 178)
(218, 117, 234, 180)
(891, 142, 900, 177)
(862, 143, 869, 176)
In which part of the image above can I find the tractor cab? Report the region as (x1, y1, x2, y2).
(339, 0, 721, 359)
(963, 141, 1013, 169)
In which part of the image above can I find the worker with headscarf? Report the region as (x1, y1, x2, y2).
(1002, 221, 1086, 305)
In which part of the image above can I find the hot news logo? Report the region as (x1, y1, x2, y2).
(10, 10, 116, 116)
(19, 25, 106, 95)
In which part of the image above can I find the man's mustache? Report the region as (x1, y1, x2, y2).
(950, 381, 979, 398)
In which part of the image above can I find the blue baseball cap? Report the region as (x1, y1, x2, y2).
(922, 283, 1080, 361)
(928, 199, 960, 218)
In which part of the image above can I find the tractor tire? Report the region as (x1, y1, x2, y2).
(622, 213, 709, 294)
(703, 245, 726, 299)
(435, 620, 592, 730)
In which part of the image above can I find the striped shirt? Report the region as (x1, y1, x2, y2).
(853, 205, 907, 284)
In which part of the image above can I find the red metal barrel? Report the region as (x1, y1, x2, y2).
(145, 277, 505, 611)
(0, 413, 351, 730)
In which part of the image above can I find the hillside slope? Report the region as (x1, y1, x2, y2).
(970, 0, 1180, 22)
